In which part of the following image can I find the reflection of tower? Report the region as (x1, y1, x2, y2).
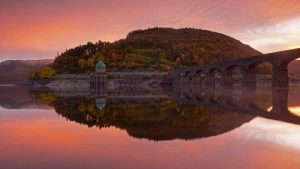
(96, 96, 106, 110)
(90, 61, 107, 94)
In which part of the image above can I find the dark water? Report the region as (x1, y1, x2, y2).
(0, 85, 300, 169)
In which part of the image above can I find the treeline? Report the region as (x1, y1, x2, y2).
(52, 40, 188, 74)
(31, 27, 262, 78)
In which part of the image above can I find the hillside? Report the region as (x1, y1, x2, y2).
(124, 28, 261, 63)
(52, 27, 262, 74)
(0, 59, 53, 83)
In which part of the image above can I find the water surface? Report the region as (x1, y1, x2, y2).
(0, 86, 300, 169)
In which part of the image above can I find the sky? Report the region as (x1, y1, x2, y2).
(0, 0, 300, 61)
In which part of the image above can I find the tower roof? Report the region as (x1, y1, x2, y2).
(96, 61, 106, 68)
(96, 103, 106, 110)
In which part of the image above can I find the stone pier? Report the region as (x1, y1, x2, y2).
(242, 66, 256, 86)
(272, 64, 289, 87)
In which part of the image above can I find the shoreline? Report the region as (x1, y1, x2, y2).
(2, 74, 299, 92)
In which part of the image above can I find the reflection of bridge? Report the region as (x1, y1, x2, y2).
(167, 48, 300, 87)
(108, 95, 168, 102)
(169, 86, 300, 125)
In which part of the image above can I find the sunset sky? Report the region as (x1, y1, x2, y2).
(0, 0, 300, 61)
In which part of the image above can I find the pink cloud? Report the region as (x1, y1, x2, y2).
(0, 0, 300, 60)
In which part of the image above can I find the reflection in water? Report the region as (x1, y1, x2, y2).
(267, 106, 273, 112)
(26, 85, 300, 141)
(237, 117, 300, 151)
(0, 86, 52, 109)
(36, 93, 253, 141)
(1, 86, 300, 168)
(170, 86, 300, 124)
(289, 107, 300, 117)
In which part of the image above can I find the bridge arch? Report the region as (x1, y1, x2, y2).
(185, 70, 193, 76)
(272, 56, 300, 86)
(222, 64, 244, 86)
(193, 69, 205, 85)
(196, 69, 204, 75)
(208, 67, 221, 73)
(243, 61, 273, 86)
(204, 67, 222, 86)
(225, 64, 242, 71)
(286, 58, 300, 83)
(248, 60, 273, 72)
(175, 70, 195, 86)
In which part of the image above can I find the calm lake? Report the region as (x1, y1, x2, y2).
(0, 85, 300, 169)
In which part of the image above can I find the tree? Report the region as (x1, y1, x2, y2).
(87, 58, 95, 69)
(182, 53, 195, 66)
(92, 52, 105, 63)
(38, 67, 56, 79)
(78, 59, 87, 72)
(29, 71, 40, 80)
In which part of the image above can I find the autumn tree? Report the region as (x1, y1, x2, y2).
(38, 67, 56, 79)
(78, 59, 87, 72)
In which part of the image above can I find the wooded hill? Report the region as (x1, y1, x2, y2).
(51, 27, 261, 74)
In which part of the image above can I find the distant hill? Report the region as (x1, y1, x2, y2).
(52, 27, 262, 74)
(0, 59, 53, 83)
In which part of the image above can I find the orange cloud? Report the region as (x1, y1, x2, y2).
(0, 0, 300, 60)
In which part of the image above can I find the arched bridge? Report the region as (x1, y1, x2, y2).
(167, 48, 300, 87)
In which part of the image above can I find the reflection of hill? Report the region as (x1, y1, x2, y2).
(0, 87, 52, 109)
(125, 109, 254, 140)
(51, 96, 254, 141)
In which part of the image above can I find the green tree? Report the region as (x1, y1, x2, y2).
(29, 71, 40, 80)
(38, 67, 56, 79)
(87, 58, 95, 69)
